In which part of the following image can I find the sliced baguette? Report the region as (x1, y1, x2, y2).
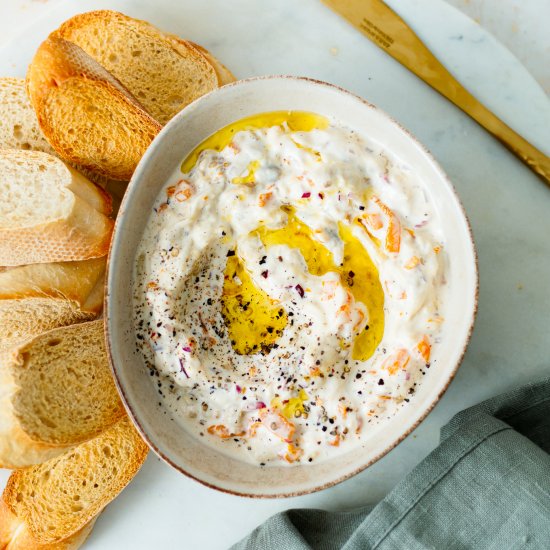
(0, 149, 113, 266)
(2, 416, 148, 545)
(0, 320, 124, 469)
(0, 257, 105, 351)
(0, 77, 56, 155)
(0, 500, 96, 550)
(55, 10, 231, 124)
(0, 77, 121, 190)
(0, 348, 74, 467)
(187, 41, 236, 86)
(26, 33, 161, 181)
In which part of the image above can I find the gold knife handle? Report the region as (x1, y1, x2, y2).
(322, 0, 550, 185)
(404, 42, 550, 185)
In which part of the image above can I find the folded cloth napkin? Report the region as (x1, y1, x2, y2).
(233, 378, 550, 549)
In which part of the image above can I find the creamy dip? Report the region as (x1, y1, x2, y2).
(133, 111, 446, 466)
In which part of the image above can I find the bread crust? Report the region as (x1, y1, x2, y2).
(25, 10, 236, 180)
(0, 200, 113, 266)
(64, 162, 113, 216)
(11, 321, 124, 445)
(186, 40, 237, 86)
(26, 33, 161, 181)
(55, 10, 220, 124)
(0, 77, 57, 155)
(0, 258, 105, 351)
(0, 257, 105, 306)
(0, 350, 73, 469)
(0, 77, 120, 190)
(3, 417, 148, 544)
(0, 500, 96, 550)
(0, 154, 114, 265)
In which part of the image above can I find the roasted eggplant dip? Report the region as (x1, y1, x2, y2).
(133, 111, 446, 465)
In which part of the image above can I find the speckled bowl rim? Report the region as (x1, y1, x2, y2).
(105, 75, 479, 499)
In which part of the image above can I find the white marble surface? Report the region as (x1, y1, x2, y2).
(0, 1, 549, 549)
(445, 0, 550, 93)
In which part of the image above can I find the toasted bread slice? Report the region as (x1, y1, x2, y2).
(0, 150, 113, 266)
(0, 320, 124, 468)
(27, 34, 161, 181)
(0, 77, 122, 190)
(0, 500, 96, 550)
(0, 351, 73, 467)
(55, 10, 227, 124)
(2, 416, 148, 545)
(0, 77, 56, 155)
(187, 41, 236, 86)
(0, 258, 105, 351)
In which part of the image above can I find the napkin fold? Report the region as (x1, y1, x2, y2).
(233, 378, 550, 549)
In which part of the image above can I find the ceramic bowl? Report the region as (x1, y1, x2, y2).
(106, 76, 478, 497)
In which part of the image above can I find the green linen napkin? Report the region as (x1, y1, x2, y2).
(233, 378, 550, 549)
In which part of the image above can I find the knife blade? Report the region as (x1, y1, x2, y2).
(321, 0, 550, 186)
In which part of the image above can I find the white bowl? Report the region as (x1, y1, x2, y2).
(106, 76, 478, 497)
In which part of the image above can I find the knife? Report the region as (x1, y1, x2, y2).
(321, 0, 550, 186)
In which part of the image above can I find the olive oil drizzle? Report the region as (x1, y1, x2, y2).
(222, 254, 288, 355)
(255, 207, 385, 361)
(181, 111, 329, 173)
